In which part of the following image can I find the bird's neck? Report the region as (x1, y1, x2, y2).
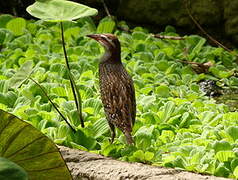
(101, 48, 121, 64)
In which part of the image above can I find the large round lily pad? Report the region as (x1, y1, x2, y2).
(0, 109, 72, 180)
(26, 0, 98, 22)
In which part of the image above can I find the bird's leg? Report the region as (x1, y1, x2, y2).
(124, 131, 134, 145)
(109, 122, 116, 143)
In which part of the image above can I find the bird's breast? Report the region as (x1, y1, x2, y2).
(99, 63, 129, 85)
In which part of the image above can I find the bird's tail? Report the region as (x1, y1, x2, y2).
(124, 131, 134, 145)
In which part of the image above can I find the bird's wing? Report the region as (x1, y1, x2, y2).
(100, 69, 136, 131)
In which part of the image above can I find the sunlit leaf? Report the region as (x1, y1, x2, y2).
(26, 0, 98, 22)
(6, 18, 26, 36)
(144, 151, 154, 161)
(233, 165, 238, 178)
(9, 61, 34, 88)
(97, 17, 116, 33)
(92, 118, 109, 138)
(156, 85, 170, 97)
(215, 151, 235, 162)
(161, 101, 175, 122)
(226, 126, 238, 142)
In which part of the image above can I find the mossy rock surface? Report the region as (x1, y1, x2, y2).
(1, 0, 238, 43)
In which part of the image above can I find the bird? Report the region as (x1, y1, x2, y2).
(87, 33, 136, 144)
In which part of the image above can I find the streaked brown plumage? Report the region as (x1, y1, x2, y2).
(87, 33, 136, 144)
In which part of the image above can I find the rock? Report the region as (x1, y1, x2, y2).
(1, 0, 238, 45)
(198, 80, 222, 97)
(116, 0, 236, 45)
(118, 0, 184, 25)
(117, 0, 222, 27)
(58, 146, 231, 180)
(224, 0, 238, 42)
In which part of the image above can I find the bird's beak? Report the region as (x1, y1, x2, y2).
(86, 34, 101, 41)
(87, 34, 109, 48)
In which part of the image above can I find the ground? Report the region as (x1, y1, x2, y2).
(59, 146, 231, 180)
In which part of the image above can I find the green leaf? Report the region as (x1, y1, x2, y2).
(214, 163, 230, 177)
(231, 158, 238, 172)
(92, 118, 109, 138)
(135, 126, 154, 150)
(156, 60, 169, 71)
(9, 61, 34, 88)
(173, 156, 186, 169)
(0, 29, 6, 44)
(215, 151, 235, 162)
(70, 142, 88, 151)
(165, 25, 176, 33)
(101, 143, 122, 157)
(226, 126, 238, 142)
(0, 157, 28, 180)
(159, 130, 174, 143)
(191, 37, 206, 55)
(133, 150, 144, 161)
(26, 0, 98, 22)
(144, 151, 154, 161)
(233, 166, 238, 178)
(0, 80, 9, 94)
(80, 70, 94, 80)
(0, 14, 13, 28)
(10, 61, 34, 88)
(0, 91, 18, 108)
(70, 74, 84, 127)
(179, 112, 190, 128)
(209, 66, 233, 79)
(51, 87, 67, 97)
(71, 129, 96, 150)
(6, 18, 26, 36)
(213, 141, 232, 153)
(155, 85, 170, 97)
(0, 109, 72, 179)
(97, 17, 116, 33)
(161, 101, 175, 122)
(186, 35, 206, 59)
(135, 126, 154, 138)
(64, 27, 80, 40)
(132, 31, 147, 40)
(138, 95, 156, 109)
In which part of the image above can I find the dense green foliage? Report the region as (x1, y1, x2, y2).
(0, 15, 238, 178)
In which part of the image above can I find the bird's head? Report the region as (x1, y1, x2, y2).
(87, 33, 120, 50)
(87, 33, 121, 62)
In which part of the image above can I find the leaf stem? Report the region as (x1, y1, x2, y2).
(184, 0, 234, 54)
(101, 0, 111, 18)
(60, 22, 84, 128)
(29, 77, 76, 133)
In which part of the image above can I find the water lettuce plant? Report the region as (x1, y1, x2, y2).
(0, 14, 238, 178)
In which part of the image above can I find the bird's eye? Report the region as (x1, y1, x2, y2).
(104, 36, 112, 42)
(101, 36, 115, 47)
